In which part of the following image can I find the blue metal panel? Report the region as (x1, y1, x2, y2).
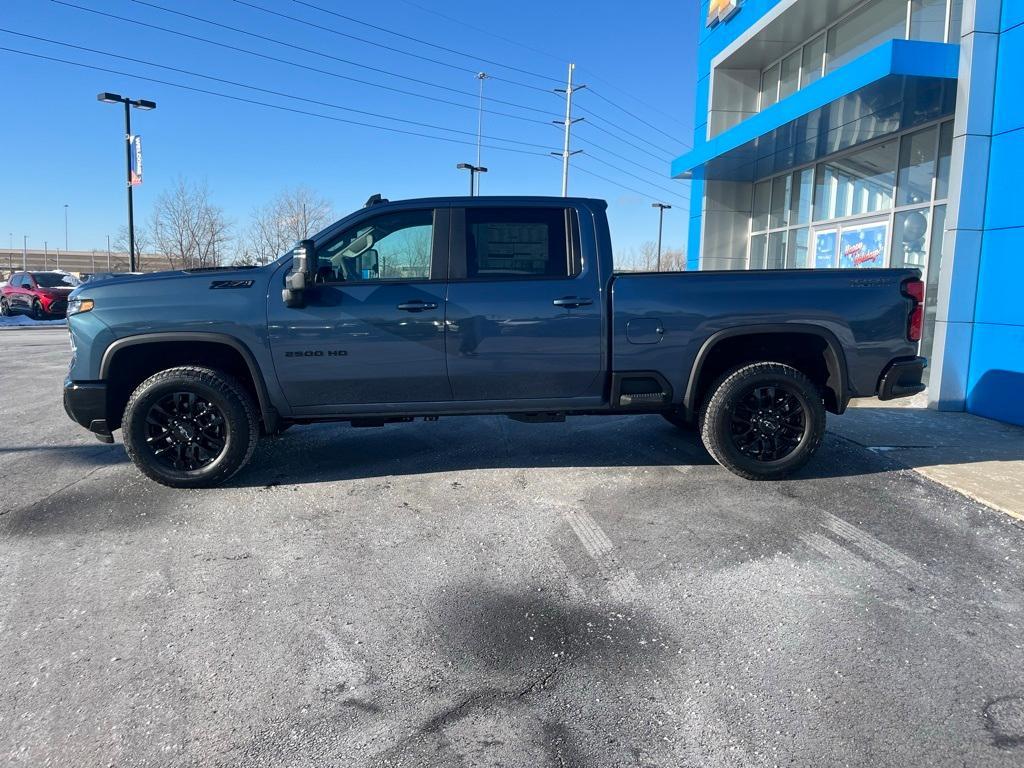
(974, 227, 1024, 326)
(967, 323, 1024, 426)
(673, 40, 959, 180)
(1003, 0, 1024, 32)
(993, 22, 1024, 135)
(985, 128, 1024, 230)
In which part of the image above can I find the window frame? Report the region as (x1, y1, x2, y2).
(448, 206, 583, 283)
(311, 207, 448, 285)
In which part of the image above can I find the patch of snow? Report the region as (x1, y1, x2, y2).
(0, 315, 67, 328)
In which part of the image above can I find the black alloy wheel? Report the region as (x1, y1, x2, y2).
(729, 383, 807, 462)
(122, 366, 259, 488)
(699, 362, 826, 481)
(144, 391, 228, 472)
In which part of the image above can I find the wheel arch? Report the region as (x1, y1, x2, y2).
(100, 332, 278, 432)
(683, 324, 850, 417)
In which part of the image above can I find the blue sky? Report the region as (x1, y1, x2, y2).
(2, 0, 696, 259)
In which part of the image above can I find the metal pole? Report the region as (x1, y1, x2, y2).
(63, 204, 68, 251)
(652, 203, 672, 272)
(656, 207, 664, 272)
(22, 236, 27, 270)
(554, 63, 585, 198)
(475, 72, 487, 196)
(469, 168, 476, 196)
(44, 241, 48, 270)
(124, 100, 137, 272)
(107, 235, 111, 270)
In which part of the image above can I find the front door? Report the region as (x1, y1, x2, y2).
(444, 206, 604, 403)
(268, 207, 451, 412)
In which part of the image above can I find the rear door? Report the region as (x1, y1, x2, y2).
(444, 205, 604, 402)
(268, 206, 452, 411)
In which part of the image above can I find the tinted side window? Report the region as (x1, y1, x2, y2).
(316, 209, 434, 283)
(465, 208, 574, 279)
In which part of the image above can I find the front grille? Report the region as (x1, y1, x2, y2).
(49, 300, 68, 315)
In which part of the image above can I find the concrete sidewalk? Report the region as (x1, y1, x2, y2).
(830, 401, 1024, 521)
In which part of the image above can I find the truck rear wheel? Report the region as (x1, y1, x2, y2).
(122, 366, 259, 488)
(699, 362, 825, 481)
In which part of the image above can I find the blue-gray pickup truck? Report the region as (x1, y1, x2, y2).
(64, 195, 926, 488)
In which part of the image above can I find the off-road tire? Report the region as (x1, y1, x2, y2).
(699, 362, 825, 481)
(0, 298, 10, 316)
(122, 366, 259, 488)
(31, 300, 43, 320)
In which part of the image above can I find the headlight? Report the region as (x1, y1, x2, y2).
(67, 298, 94, 316)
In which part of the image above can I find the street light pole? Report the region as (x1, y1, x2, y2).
(456, 163, 488, 196)
(475, 72, 488, 196)
(652, 203, 672, 272)
(63, 204, 69, 251)
(97, 92, 156, 272)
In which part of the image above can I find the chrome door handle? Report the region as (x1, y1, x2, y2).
(397, 301, 438, 312)
(552, 297, 593, 309)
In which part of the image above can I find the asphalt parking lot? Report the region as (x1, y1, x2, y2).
(2, 328, 1023, 767)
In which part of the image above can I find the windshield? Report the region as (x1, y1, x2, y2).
(31, 272, 80, 288)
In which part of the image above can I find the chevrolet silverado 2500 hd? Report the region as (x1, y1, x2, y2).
(63, 196, 926, 487)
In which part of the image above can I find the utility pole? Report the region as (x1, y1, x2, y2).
(63, 204, 69, 251)
(552, 63, 585, 197)
(475, 72, 488, 196)
(22, 235, 27, 270)
(652, 203, 672, 272)
(44, 241, 48, 269)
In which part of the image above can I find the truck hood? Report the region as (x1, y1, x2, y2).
(69, 265, 263, 298)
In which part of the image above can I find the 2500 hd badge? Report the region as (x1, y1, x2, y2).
(284, 350, 348, 358)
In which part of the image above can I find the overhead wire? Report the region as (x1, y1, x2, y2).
(0, 28, 560, 153)
(0, 45, 556, 159)
(124, 0, 559, 117)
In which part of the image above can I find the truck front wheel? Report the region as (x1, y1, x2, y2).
(122, 366, 259, 488)
(699, 362, 825, 481)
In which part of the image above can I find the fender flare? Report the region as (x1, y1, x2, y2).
(99, 332, 278, 431)
(683, 323, 850, 414)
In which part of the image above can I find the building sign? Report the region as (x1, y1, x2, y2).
(130, 135, 143, 186)
(813, 230, 837, 269)
(840, 223, 888, 268)
(707, 0, 740, 27)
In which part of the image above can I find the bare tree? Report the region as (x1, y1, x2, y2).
(241, 187, 333, 266)
(151, 178, 232, 270)
(112, 225, 152, 271)
(615, 241, 687, 272)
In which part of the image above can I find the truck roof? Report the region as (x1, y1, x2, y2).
(362, 195, 608, 209)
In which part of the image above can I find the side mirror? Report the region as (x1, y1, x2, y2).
(282, 239, 316, 309)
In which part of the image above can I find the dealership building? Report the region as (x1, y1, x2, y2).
(674, 0, 1023, 426)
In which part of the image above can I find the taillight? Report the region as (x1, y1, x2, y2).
(902, 278, 924, 342)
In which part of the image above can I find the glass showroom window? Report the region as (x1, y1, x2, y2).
(748, 119, 953, 273)
(754, 0, 962, 114)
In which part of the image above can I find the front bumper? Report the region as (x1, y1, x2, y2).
(877, 356, 927, 401)
(63, 380, 112, 438)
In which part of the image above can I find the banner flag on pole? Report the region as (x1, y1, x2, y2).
(130, 135, 143, 186)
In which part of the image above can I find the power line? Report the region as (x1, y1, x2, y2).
(573, 134, 668, 178)
(575, 103, 676, 157)
(0, 28, 560, 153)
(391, 0, 696, 137)
(579, 152, 689, 204)
(0, 45, 555, 159)
(282, 0, 562, 87)
(573, 162, 676, 202)
(587, 88, 693, 150)
(575, 119, 674, 165)
(123, 0, 558, 118)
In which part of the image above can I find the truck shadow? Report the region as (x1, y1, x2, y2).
(227, 410, 1019, 488)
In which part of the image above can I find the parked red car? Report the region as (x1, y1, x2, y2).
(0, 271, 79, 319)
